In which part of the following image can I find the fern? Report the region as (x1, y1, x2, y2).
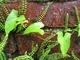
(45, 42, 58, 53)
(38, 2, 52, 22)
(14, 53, 34, 60)
(0, 35, 8, 60)
(39, 49, 50, 60)
(20, 0, 27, 15)
(44, 53, 63, 60)
(0, 35, 8, 52)
(29, 44, 38, 57)
(0, 2, 9, 16)
(0, 12, 5, 23)
(39, 42, 59, 60)
(0, 22, 4, 31)
(37, 33, 56, 58)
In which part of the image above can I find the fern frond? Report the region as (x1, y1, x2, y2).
(0, 22, 4, 31)
(0, 2, 9, 16)
(0, 35, 8, 52)
(20, 0, 27, 15)
(37, 33, 56, 58)
(0, 12, 5, 23)
(72, 51, 80, 60)
(29, 44, 38, 57)
(38, 2, 52, 22)
(14, 54, 34, 60)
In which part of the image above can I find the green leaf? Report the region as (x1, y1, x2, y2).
(78, 24, 80, 36)
(23, 22, 44, 35)
(0, 0, 3, 3)
(57, 31, 71, 57)
(14, 54, 34, 60)
(75, 24, 80, 37)
(16, 15, 26, 22)
(44, 53, 63, 60)
(5, 9, 18, 35)
(72, 51, 80, 60)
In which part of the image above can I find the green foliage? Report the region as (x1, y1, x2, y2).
(0, 35, 8, 52)
(72, 51, 80, 60)
(57, 31, 71, 57)
(0, 0, 3, 2)
(0, 22, 4, 31)
(14, 44, 38, 60)
(23, 22, 44, 35)
(14, 53, 34, 60)
(0, 12, 5, 23)
(39, 49, 50, 60)
(5, 10, 18, 35)
(0, 52, 6, 60)
(29, 44, 38, 57)
(38, 2, 52, 22)
(0, 2, 9, 16)
(0, 35, 8, 60)
(64, 13, 72, 32)
(65, 13, 69, 29)
(0, 12, 5, 31)
(37, 33, 56, 58)
(44, 53, 63, 60)
(39, 42, 59, 60)
(74, 6, 80, 36)
(45, 42, 58, 53)
(20, 0, 27, 15)
(5, 9, 26, 35)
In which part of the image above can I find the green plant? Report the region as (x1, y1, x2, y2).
(0, 35, 7, 60)
(37, 33, 56, 58)
(14, 44, 38, 60)
(0, 0, 45, 60)
(74, 6, 80, 37)
(0, 0, 9, 16)
(2, 9, 44, 60)
(38, 2, 52, 22)
(14, 52, 34, 60)
(13, 13, 72, 60)
(72, 51, 80, 60)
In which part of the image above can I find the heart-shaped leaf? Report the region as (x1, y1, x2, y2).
(23, 22, 44, 35)
(57, 31, 71, 57)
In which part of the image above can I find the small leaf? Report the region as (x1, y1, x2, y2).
(57, 31, 71, 57)
(16, 15, 26, 22)
(23, 22, 44, 35)
(5, 9, 18, 35)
